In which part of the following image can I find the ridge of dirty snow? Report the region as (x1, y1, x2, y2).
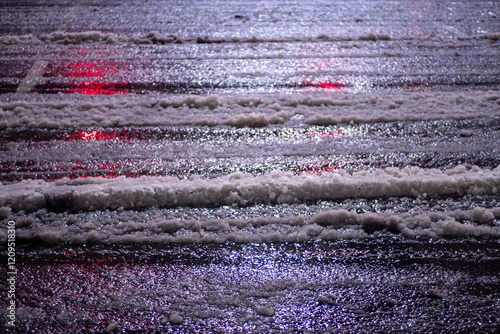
(1, 164, 498, 213)
(1, 206, 498, 244)
(1, 30, 499, 45)
(1, 90, 499, 129)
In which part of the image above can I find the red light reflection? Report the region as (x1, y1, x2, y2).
(35, 81, 135, 95)
(44, 61, 119, 78)
(63, 129, 145, 141)
(73, 130, 117, 141)
(66, 81, 131, 95)
(40, 60, 133, 95)
(301, 79, 345, 92)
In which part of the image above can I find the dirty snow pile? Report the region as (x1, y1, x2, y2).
(1, 90, 499, 129)
(1, 30, 499, 45)
(0, 201, 498, 245)
(1, 165, 499, 243)
(1, 165, 498, 212)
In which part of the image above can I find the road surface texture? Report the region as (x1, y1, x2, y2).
(0, 0, 499, 333)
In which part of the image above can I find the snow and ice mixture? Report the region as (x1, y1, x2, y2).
(0, 0, 499, 333)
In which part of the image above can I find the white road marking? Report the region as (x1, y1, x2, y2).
(16, 60, 49, 94)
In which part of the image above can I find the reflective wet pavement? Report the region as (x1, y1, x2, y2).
(1, 0, 500, 333)
(1, 240, 498, 333)
(1, 118, 499, 182)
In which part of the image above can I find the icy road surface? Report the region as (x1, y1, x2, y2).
(0, 0, 500, 333)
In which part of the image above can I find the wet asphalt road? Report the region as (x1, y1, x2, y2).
(1, 0, 500, 333)
(5, 240, 500, 333)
